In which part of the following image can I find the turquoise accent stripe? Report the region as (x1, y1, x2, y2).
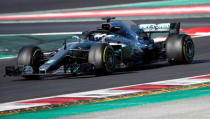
(1, 86, 210, 119)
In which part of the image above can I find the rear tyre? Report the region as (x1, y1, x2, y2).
(166, 34, 194, 64)
(17, 45, 43, 78)
(88, 43, 115, 75)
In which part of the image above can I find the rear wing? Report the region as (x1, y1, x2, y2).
(138, 22, 180, 35)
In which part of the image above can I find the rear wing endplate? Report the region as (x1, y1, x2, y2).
(138, 22, 180, 35)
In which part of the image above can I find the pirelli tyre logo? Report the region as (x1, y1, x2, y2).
(138, 23, 170, 32)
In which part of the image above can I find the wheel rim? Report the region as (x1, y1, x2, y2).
(32, 49, 43, 72)
(104, 47, 115, 72)
(184, 39, 194, 62)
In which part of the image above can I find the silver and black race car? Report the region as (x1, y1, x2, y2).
(5, 17, 194, 79)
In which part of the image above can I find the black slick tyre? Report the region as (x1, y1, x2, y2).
(88, 43, 115, 75)
(17, 45, 43, 78)
(166, 34, 194, 64)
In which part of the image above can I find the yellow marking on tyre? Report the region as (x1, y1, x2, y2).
(183, 37, 190, 62)
(103, 46, 108, 63)
(33, 49, 40, 57)
(103, 46, 112, 72)
(32, 49, 40, 65)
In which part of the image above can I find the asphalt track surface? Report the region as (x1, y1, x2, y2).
(0, 18, 210, 104)
(0, 0, 161, 14)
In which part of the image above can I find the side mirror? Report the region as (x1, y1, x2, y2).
(106, 35, 115, 39)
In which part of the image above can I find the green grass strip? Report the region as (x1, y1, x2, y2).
(1, 86, 210, 119)
(0, 55, 16, 59)
(113, 0, 210, 9)
(0, 34, 79, 55)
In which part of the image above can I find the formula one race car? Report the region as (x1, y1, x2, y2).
(5, 17, 194, 79)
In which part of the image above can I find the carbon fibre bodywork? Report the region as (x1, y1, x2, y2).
(5, 18, 181, 77)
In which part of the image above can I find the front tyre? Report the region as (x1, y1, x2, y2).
(166, 34, 194, 64)
(88, 43, 115, 75)
(17, 45, 43, 78)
